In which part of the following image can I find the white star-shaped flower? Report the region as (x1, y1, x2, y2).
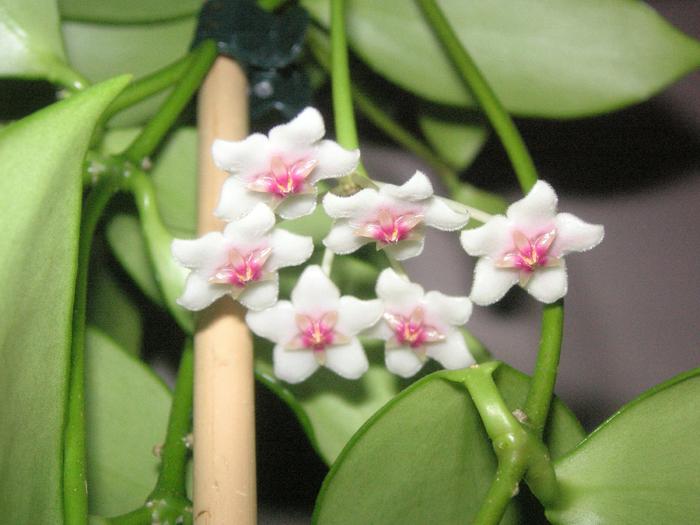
(246, 265, 383, 383)
(213, 107, 360, 221)
(322, 171, 470, 260)
(172, 203, 313, 311)
(460, 180, 604, 305)
(365, 268, 475, 378)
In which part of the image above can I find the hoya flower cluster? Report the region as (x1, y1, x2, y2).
(172, 107, 604, 384)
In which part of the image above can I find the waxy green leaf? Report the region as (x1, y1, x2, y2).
(87, 240, 143, 356)
(0, 0, 84, 87)
(547, 368, 700, 524)
(85, 327, 171, 517)
(313, 366, 585, 523)
(59, 0, 203, 24)
(417, 108, 487, 171)
(302, 0, 700, 117)
(0, 75, 129, 524)
(62, 17, 196, 126)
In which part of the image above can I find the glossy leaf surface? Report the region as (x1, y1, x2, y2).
(0, 76, 128, 524)
(302, 0, 700, 117)
(313, 365, 585, 523)
(62, 17, 196, 126)
(0, 0, 83, 87)
(547, 368, 700, 524)
(59, 0, 202, 24)
(85, 327, 171, 517)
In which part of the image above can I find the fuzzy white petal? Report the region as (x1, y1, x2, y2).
(424, 196, 470, 231)
(171, 232, 226, 272)
(177, 273, 228, 311)
(424, 291, 472, 327)
(237, 276, 279, 311)
(426, 331, 475, 370)
(524, 264, 568, 304)
(379, 171, 433, 201)
(336, 297, 383, 336)
(276, 192, 317, 220)
(375, 268, 424, 307)
(470, 258, 520, 306)
(322, 189, 380, 219)
(215, 178, 268, 221)
(273, 344, 320, 384)
(322, 221, 370, 255)
(554, 213, 605, 256)
(212, 134, 270, 177)
(460, 216, 512, 257)
(223, 203, 275, 242)
(384, 238, 425, 260)
(507, 180, 558, 227)
(385, 346, 424, 378)
(267, 229, 314, 270)
(245, 301, 297, 344)
(312, 140, 360, 182)
(291, 265, 340, 314)
(268, 107, 324, 153)
(324, 339, 368, 380)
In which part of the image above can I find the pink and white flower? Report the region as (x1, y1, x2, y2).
(213, 107, 359, 220)
(460, 180, 604, 305)
(246, 265, 382, 383)
(322, 171, 470, 260)
(366, 268, 475, 378)
(172, 203, 313, 311)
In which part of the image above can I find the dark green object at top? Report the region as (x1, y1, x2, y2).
(194, 0, 312, 119)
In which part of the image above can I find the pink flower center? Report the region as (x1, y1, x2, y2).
(249, 155, 317, 198)
(384, 307, 445, 351)
(497, 229, 557, 273)
(287, 312, 350, 361)
(209, 247, 272, 288)
(355, 208, 424, 245)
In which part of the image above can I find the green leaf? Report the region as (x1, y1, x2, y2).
(302, 0, 700, 117)
(417, 108, 487, 171)
(62, 17, 196, 126)
(106, 212, 164, 306)
(255, 340, 412, 464)
(85, 327, 171, 517)
(0, 0, 85, 87)
(59, 0, 202, 24)
(0, 75, 129, 524)
(87, 239, 143, 356)
(547, 368, 700, 524)
(312, 365, 585, 523)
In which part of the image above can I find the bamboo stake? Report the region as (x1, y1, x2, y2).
(194, 56, 257, 525)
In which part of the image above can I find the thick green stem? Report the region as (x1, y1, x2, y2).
(64, 176, 123, 524)
(418, 1, 567, 519)
(330, 0, 373, 188)
(416, 0, 537, 194)
(125, 169, 194, 334)
(150, 340, 194, 499)
(524, 302, 564, 437)
(102, 53, 195, 123)
(124, 40, 217, 164)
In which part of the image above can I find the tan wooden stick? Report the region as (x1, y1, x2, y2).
(194, 56, 257, 525)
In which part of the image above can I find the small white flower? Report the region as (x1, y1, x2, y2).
(246, 265, 382, 383)
(213, 107, 360, 221)
(366, 268, 475, 378)
(172, 203, 313, 311)
(322, 171, 470, 260)
(460, 180, 604, 305)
